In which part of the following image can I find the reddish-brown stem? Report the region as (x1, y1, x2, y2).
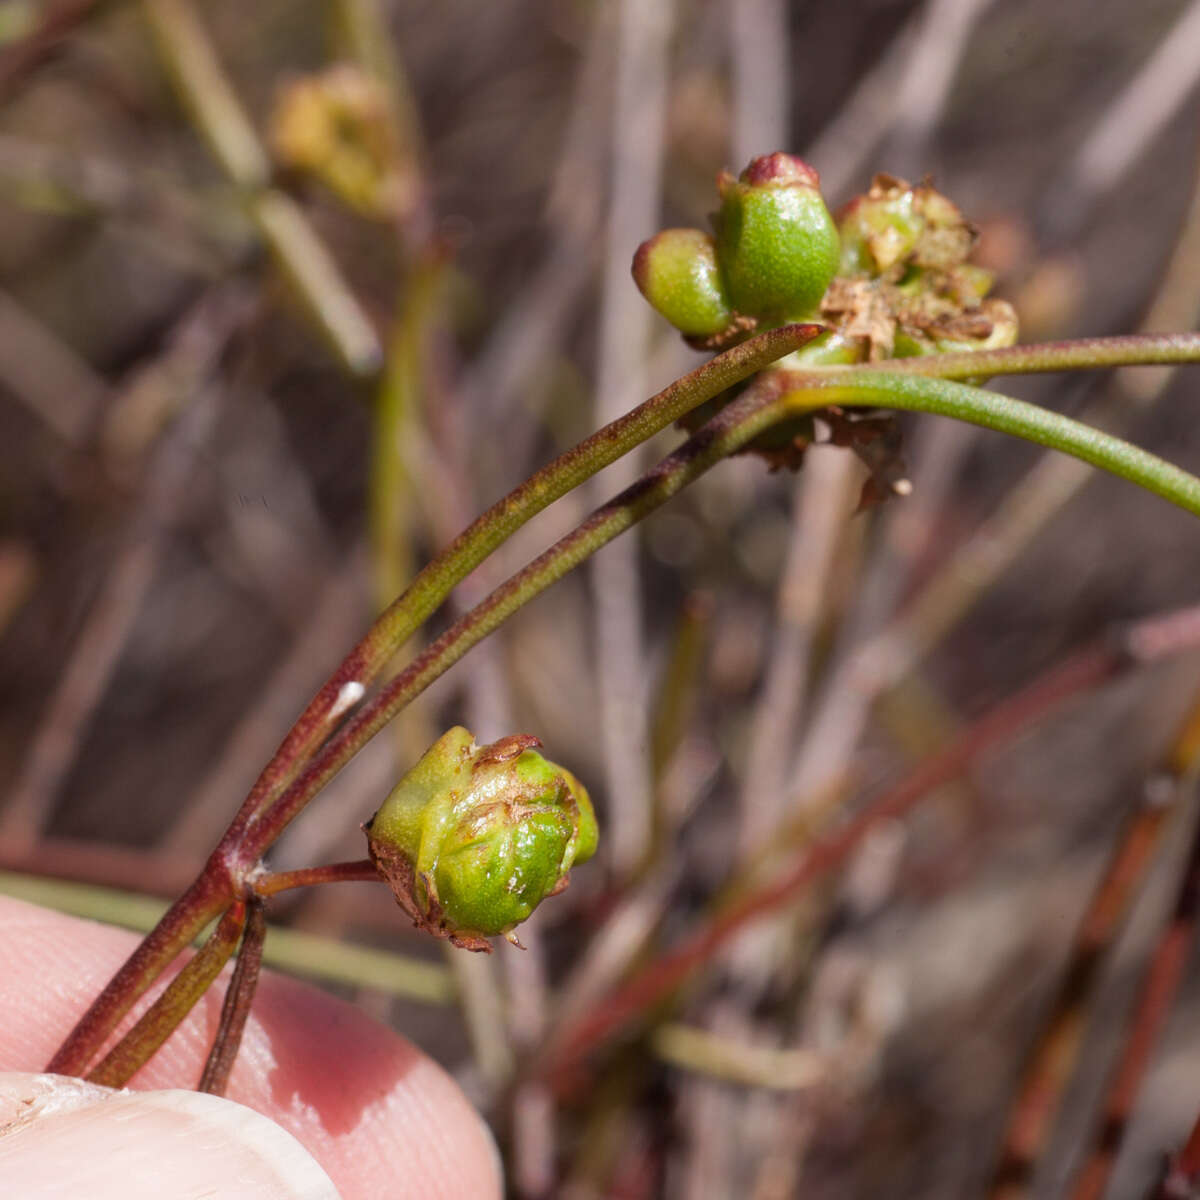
(218, 323, 820, 847)
(86, 901, 247, 1088)
(45, 369, 800, 1082)
(986, 798, 1174, 1199)
(988, 686, 1200, 1199)
(539, 604, 1200, 1088)
(39, 337, 1200, 1088)
(232, 375, 799, 867)
(1068, 808, 1200, 1200)
(252, 859, 380, 897)
(199, 899, 266, 1096)
(46, 864, 234, 1076)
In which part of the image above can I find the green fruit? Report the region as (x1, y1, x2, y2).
(632, 228, 734, 337)
(714, 153, 840, 321)
(365, 727, 597, 950)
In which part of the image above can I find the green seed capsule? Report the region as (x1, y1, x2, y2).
(364, 727, 598, 951)
(632, 228, 735, 338)
(714, 152, 841, 321)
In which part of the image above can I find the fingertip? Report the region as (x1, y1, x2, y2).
(0, 1072, 339, 1199)
(223, 968, 505, 1199)
(0, 896, 504, 1199)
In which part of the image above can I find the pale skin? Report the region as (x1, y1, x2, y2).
(0, 896, 503, 1198)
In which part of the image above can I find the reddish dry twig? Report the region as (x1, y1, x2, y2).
(539, 604, 1200, 1088)
(1068, 799, 1200, 1200)
(986, 759, 1186, 1197)
(986, 685, 1200, 1198)
(1070, 833, 1200, 1197)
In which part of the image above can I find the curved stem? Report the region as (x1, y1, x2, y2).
(805, 331, 1200, 381)
(239, 378, 807, 861)
(221, 322, 820, 841)
(44, 326, 817, 1082)
(86, 901, 247, 1088)
(46, 332, 1200, 1085)
(246, 364, 1200, 860)
(775, 370, 1200, 517)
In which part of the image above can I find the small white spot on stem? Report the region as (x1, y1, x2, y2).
(329, 680, 365, 720)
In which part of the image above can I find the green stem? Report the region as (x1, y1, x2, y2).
(776, 370, 1200, 518)
(370, 251, 445, 610)
(222, 322, 821, 840)
(142, 0, 382, 376)
(240, 376, 809, 860)
(44, 325, 817, 1082)
(47, 332, 1200, 1085)
(245, 359, 1200, 859)
(86, 901, 246, 1088)
(47, 370, 814, 1077)
(816, 331, 1200, 381)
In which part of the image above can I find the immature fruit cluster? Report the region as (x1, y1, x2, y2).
(364, 727, 597, 951)
(633, 152, 840, 347)
(826, 173, 1018, 361)
(637, 158, 1019, 504)
(633, 156, 1016, 365)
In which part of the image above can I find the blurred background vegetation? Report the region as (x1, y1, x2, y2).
(1, 0, 1199, 1196)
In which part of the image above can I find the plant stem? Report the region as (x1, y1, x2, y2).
(141, 0, 382, 377)
(245, 363, 1200, 858)
(986, 796, 1178, 1199)
(44, 326, 815, 1081)
(227, 334, 1200, 854)
(199, 899, 266, 1096)
(775, 370, 1200, 517)
(540, 604, 1200, 1087)
(47, 371, 807, 1079)
(252, 860, 379, 897)
(44, 333, 1200, 1084)
(238, 375, 811, 860)
(86, 901, 247, 1088)
(222, 322, 821, 841)
(1068, 798, 1200, 1200)
(370, 250, 446, 610)
(811, 331, 1200, 381)
(987, 687, 1200, 1200)
(45, 869, 232, 1076)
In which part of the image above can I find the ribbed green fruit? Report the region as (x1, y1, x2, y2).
(365, 727, 597, 950)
